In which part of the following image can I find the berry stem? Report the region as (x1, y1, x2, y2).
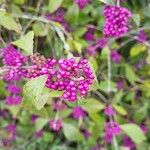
(107, 49, 111, 93)
(107, 49, 119, 150)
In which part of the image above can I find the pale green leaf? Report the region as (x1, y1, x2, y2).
(35, 92, 49, 110)
(35, 118, 49, 131)
(130, 43, 146, 57)
(125, 65, 139, 85)
(121, 124, 146, 144)
(63, 123, 83, 141)
(33, 22, 47, 37)
(132, 14, 141, 26)
(13, 0, 25, 5)
(12, 31, 34, 55)
(23, 75, 48, 97)
(65, 4, 79, 25)
(113, 104, 127, 116)
(0, 11, 21, 33)
(89, 57, 99, 91)
(82, 98, 105, 114)
(48, 0, 63, 13)
(73, 40, 82, 53)
(99, 0, 115, 5)
(49, 90, 63, 98)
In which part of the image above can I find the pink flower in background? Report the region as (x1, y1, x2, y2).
(45, 8, 70, 31)
(0, 109, 8, 118)
(2, 124, 16, 147)
(35, 130, 43, 138)
(5, 124, 16, 134)
(31, 115, 39, 124)
(74, 0, 90, 9)
(123, 136, 135, 149)
(84, 27, 95, 41)
(116, 80, 124, 90)
(5, 96, 22, 105)
(87, 45, 96, 55)
(111, 51, 122, 64)
(7, 85, 21, 94)
(140, 125, 148, 134)
(105, 121, 121, 143)
(49, 119, 62, 131)
(104, 105, 115, 116)
(136, 30, 148, 43)
(52, 101, 67, 111)
(72, 106, 87, 119)
(82, 129, 91, 139)
(96, 38, 108, 48)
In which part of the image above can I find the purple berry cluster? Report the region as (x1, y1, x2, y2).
(1, 45, 28, 81)
(1, 45, 28, 67)
(24, 57, 94, 102)
(1, 45, 94, 102)
(103, 5, 132, 37)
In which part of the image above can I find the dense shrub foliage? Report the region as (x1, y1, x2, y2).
(0, 0, 150, 149)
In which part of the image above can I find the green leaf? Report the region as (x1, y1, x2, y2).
(99, 0, 115, 5)
(130, 43, 146, 56)
(13, 0, 25, 5)
(23, 75, 48, 97)
(12, 31, 34, 55)
(63, 123, 83, 141)
(11, 4, 23, 15)
(49, 90, 63, 98)
(43, 132, 54, 142)
(73, 40, 82, 53)
(101, 46, 109, 60)
(33, 22, 47, 37)
(82, 98, 105, 114)
(48, 0, 63, 13)
(35, 92, 50, 110)
(99, 81, 117, 92)
(0, 11, 21, 33)
(143, 7, 150, 17)
(89, 57, 99, 91)
(22, 96, 54, 118)
(35, 118, 49, 131)
(65, 4, 79, 25)
(132, 14, 140, 26)
(23, 75, 50, 110)
(72, 27, 87, 37)
(113, 104, 127, 116)
(121, 124, 146, 144)
(125, 65, 139, 85)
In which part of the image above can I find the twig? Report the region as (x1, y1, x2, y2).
(13, 14, 72, 39)
(107, 48, 119, 150)
(116, 0, 120, 6)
